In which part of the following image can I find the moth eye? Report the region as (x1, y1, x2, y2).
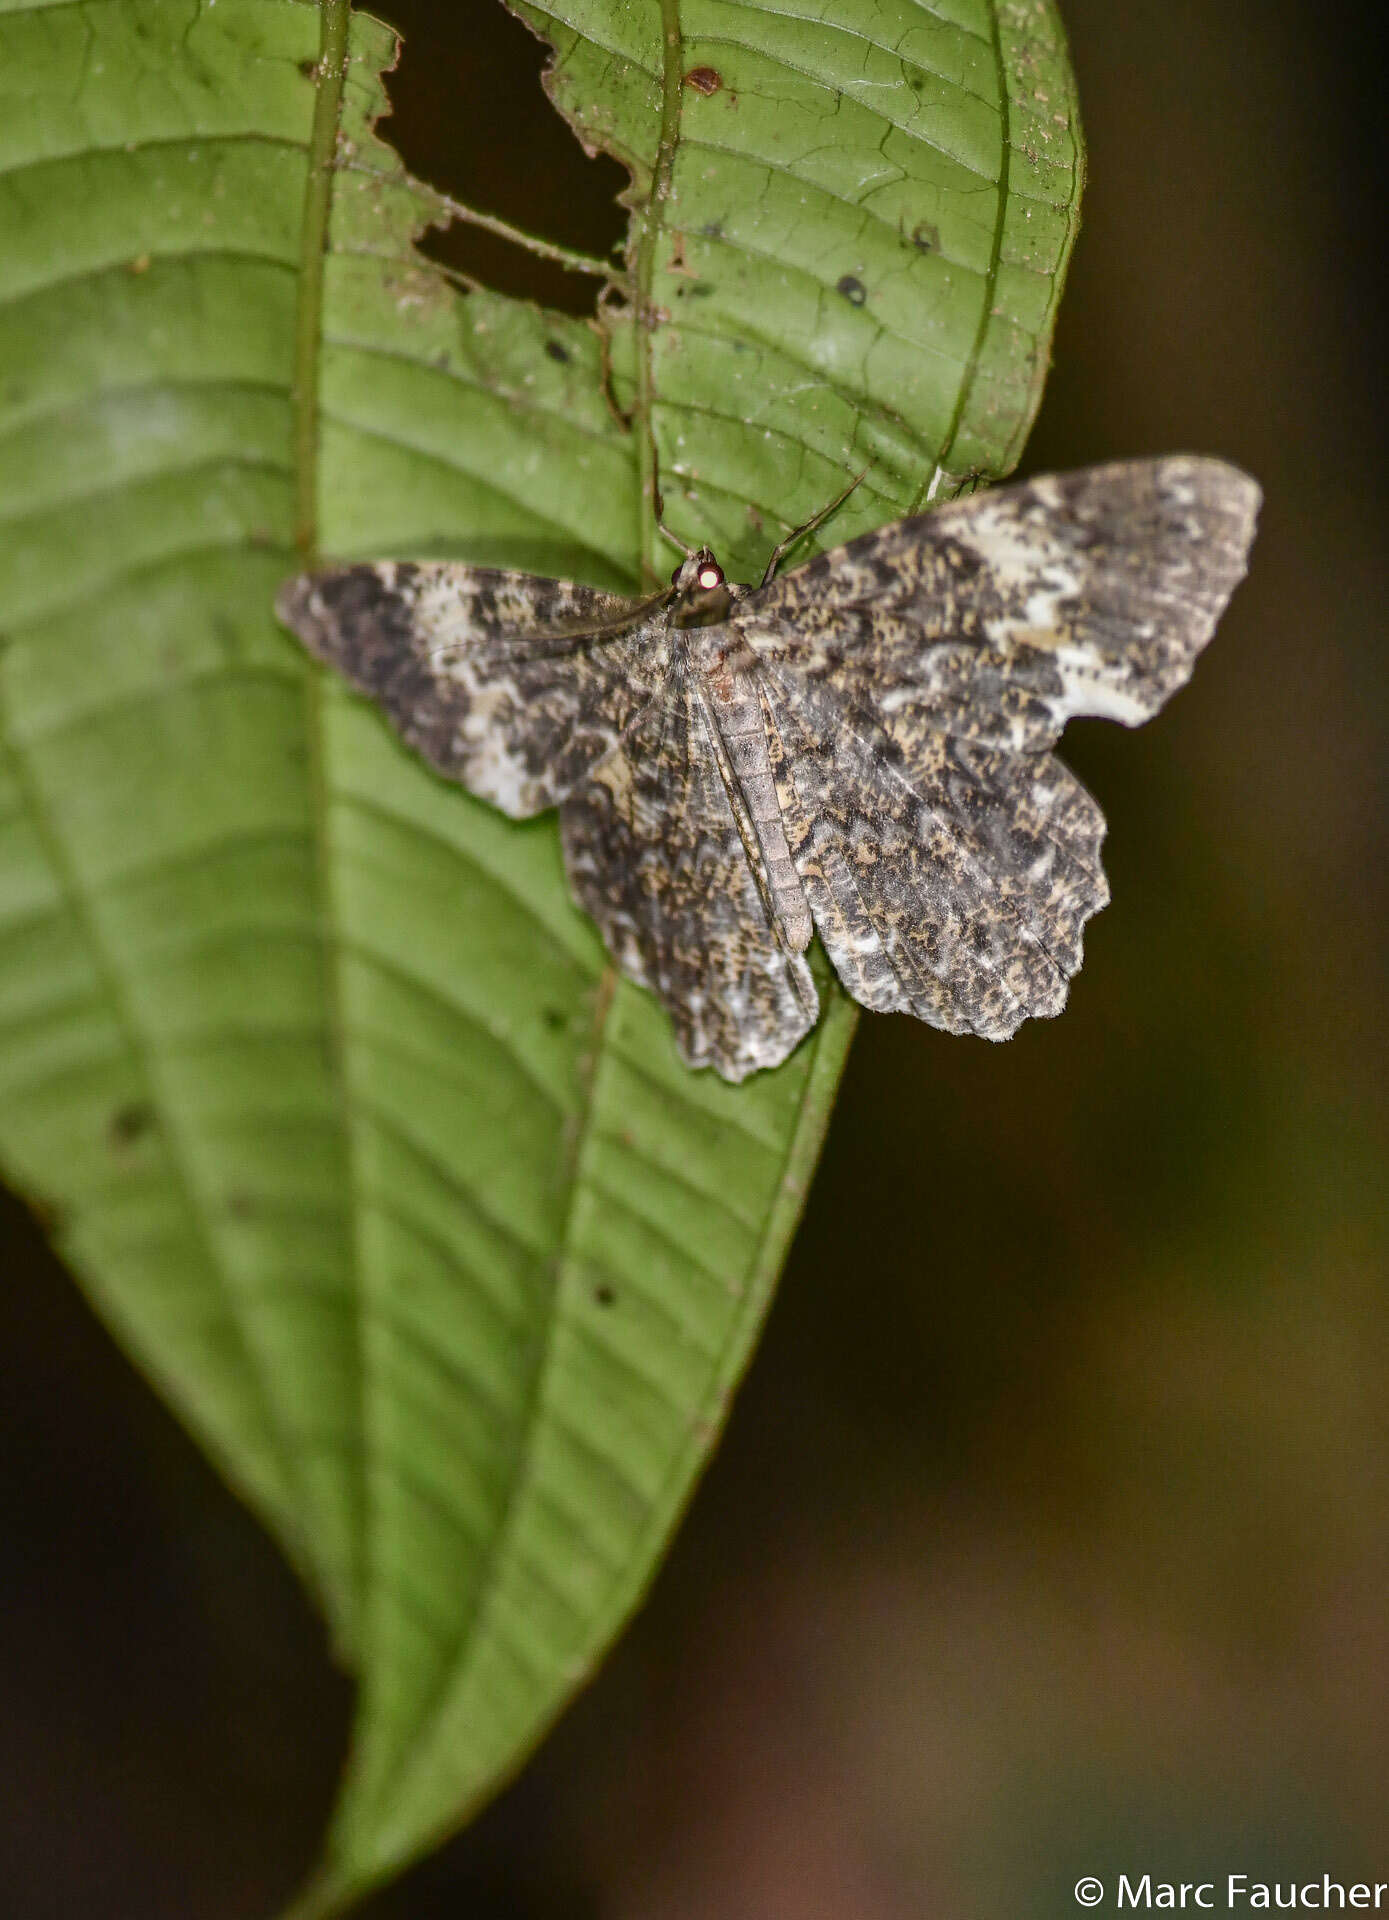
(698, 564, 724, 590)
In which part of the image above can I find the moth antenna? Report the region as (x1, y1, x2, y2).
(657, 519, 697, 561)
(759, 468, 869, 587)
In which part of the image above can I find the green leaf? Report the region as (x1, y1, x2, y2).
(0, 0, 1080, 1909)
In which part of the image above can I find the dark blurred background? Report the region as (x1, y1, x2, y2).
(2, 1, 1385, 1914)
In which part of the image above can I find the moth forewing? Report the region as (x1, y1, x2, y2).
(275, 560, 678, 819)
(923, 456, 1263, 734)
(737, 455, 1261, 756)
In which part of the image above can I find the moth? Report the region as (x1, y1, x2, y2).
(277, 456, 1259, 1082)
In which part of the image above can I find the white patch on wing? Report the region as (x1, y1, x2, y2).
(955, 503, 1084, 652)
(958, 492, 1070, 587)
(1051, 644, 1153, 726)
(464, 730, 532, 816)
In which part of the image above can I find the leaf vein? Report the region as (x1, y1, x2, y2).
(0, 373, 293, 446)
(0, 452, 292, 538)
(0, 127, 306, 187)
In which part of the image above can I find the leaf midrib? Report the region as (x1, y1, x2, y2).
(294, 0, 365, 1652)
(914, 1, 1010, 509)
(414, 989, 861, 1862)
(632, 0, 686, 589)
(345, 960, 624, 1849)
(296, 0, 638, 1813)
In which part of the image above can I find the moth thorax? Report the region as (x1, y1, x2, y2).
(688, 628, 756, 682)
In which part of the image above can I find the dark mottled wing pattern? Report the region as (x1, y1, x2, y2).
(742, 455, 1259, 1040)
(767, 672, 1107, 1035)
(740, 457, 1261, 753)
(275, 457, 1259, 1078)
(275, 563, 671, 817)
(561, 675, 819, 1079)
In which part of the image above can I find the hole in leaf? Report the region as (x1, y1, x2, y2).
(370, 0, 628, 318)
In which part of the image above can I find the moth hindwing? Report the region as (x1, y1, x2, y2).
(276, 455, 1260, 1082)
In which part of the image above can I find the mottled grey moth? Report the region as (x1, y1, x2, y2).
(276, 457, 1259, 1081)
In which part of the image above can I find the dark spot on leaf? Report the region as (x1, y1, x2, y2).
(685, 282, 715, 298)
(911, 221, 940, 254)
(544, 339, 571, 364)
(683, 66, 722, 96)
(594, 1283, 616, 1307)
(227, 1191, 256, 1220)
(108, 1101, 156, 1149)
(836, 274, 867, 306)
(297, 57, 319, 80)
(701, 220, 724, 240)
(541, 1006, 568, 1030)
(211, 611, 250, 663)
